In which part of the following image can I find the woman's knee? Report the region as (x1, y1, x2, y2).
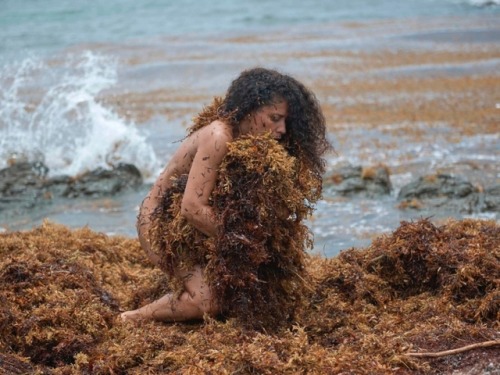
(178, 266, 219, 316)
(178, 290, 217, 318)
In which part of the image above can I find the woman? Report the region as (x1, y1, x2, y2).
(120, 67, 331, 323)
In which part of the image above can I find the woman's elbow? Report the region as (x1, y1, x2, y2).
(182, 200, 217, 237)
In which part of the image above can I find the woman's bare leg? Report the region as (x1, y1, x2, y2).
(120, 266, 217, 322)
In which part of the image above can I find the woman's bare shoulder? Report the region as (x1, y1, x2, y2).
(190, 120, 232, 155)
(186, 120, 232, 168)
(197, 120, 233, 142)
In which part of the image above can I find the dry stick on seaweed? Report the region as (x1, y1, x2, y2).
(406, 340, 500, 358)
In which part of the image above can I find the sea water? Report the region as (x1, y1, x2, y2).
(1, 0, 498, 60)
(0, 0, 499, 255)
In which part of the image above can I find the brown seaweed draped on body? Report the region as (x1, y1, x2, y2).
(147, 107, 322, 330)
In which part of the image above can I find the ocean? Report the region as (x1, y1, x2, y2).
(1, 0, 499, 256)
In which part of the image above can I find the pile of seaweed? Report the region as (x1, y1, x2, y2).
(0, 218, 498, 374)
(210, 135, 319, 329)
(148, 134, 319, 331)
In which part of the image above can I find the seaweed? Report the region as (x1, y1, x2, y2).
(209, 135, 317, 330)
(147, 133, 319, 331)
(302, 218, 499, 373)
(0, 222, 160, 370)
(0, 218, 498, 374)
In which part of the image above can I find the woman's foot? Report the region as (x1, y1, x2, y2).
(118, 266, 218, 323)
(119, 310, 143, 323)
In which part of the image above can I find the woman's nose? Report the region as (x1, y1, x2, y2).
(277, 121, 286, 134)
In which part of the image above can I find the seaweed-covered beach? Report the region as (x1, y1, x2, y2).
(1, 218, 498, 374)
(1, 1, 499, 373)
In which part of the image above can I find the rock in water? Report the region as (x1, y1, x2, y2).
(63, 163, 143, 198)
(325, 164, 392, 197)
(398, 174, 500, 213)
(0, 161, 49, 211)
(0, 162, 143, 214)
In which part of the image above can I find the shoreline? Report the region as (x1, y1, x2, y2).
(1, 15, 499, 254)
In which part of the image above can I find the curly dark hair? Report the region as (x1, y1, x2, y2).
(189, 68, 332, 178)
(220, 67, 332, 178)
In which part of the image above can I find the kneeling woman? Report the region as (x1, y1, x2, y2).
(120, 67, 331, 323)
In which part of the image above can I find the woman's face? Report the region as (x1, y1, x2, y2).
(245, 99, 288, 140)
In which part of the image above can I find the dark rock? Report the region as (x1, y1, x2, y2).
(63, 163, 143, 198)
(44, 175, 74, 198)
(0, 161, 48, 192)
(325, 165, 392, 197)
(0, 162, 50, 211)
(0, 162, 143, 213)
(483, 185, 500, 212)
(398, 174, 477, 200)
(398, 174, 499, 214)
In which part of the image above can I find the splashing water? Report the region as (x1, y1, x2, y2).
(0, 51, 159, 179)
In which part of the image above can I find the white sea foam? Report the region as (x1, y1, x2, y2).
(0, 52, 159, 179)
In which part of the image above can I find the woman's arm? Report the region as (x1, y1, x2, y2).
(181, 122, 231, 237)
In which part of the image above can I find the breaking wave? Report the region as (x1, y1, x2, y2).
(0, 51, 159, 179)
